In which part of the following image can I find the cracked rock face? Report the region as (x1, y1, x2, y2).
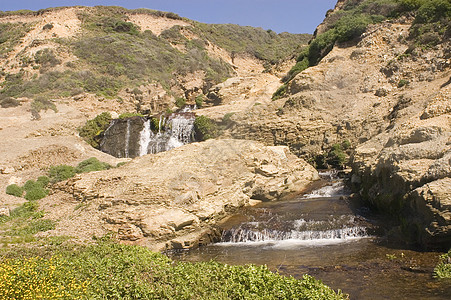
(54, 139, 318, 251)
(351, 93, 451, 248)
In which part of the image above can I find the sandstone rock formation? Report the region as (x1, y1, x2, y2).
(223, 14, 450, 247)
(50, 139, 318, 251)
(351, 87, 450, 248)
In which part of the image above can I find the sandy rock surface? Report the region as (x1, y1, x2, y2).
(49, 139, 318, 251)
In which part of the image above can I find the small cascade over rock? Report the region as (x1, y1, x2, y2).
(100, 107, 196, 158)
(141, 112, 195, 155)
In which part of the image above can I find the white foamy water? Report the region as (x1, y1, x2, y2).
(302, 180, 347, 198)
(137, 113, 195, 156)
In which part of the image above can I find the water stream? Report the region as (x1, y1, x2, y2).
(100, 106, 196, 158)
(169, 171, 451, 299)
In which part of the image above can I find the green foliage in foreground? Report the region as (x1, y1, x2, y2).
(0, 242, 346, 299)
(312, 141, 351, 170)
(434, 249, 451, 279)
(6, 178, 49, 201)
(0, 200, 54, 240)
(118, 112, 144, 119)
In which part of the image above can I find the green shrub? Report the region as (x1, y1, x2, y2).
(195, 94, 204, 108)
(281, 57, 309, 83)
(327, 143, 347, 168)
(34, 48, 61, 72)
(398, 79, 410, 87)
(36, 176, 50, 187)
(116, 161, 128, 168)
(0, 22, 33, 57)
(24, 187, 49, 201)
(0, 242, 345, 299)
(75, 157, 111, 173)
(10, 201, 39, 219)
(194, 115, 218, 141)
(222, 112, 235, 124)
(341, 139, 352, 150)
(176, 97, 187, 108)
(272, 84, 288, 100)
(78, 112, 112, 148)
(118, 112, 144, 119)
(434, 250, 451, 279)
(48, 165, 76, 183)
(30, 96, 58, 120)
(6, 184, 24, 197)
(414, 0, 451, 24)
(0, 96, 20, 108)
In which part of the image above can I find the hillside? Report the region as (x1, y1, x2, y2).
(0, 6, 310, 114)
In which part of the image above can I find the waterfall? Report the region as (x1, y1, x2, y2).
(221, 220, 368, 244)
(166, 114, 195, 151)
(137, 112, 195, 156)
(139, 119, 151, 156)
(125, 119, 131, 158)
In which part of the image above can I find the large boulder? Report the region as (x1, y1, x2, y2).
(54, 139, 318, 251)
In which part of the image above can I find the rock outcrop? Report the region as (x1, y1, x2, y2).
(222, 10, 451, 247)
(351, 87, 451, 248)
(52, 139, 318, 251)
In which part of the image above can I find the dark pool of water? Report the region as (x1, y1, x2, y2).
(168, 174, 451, 299)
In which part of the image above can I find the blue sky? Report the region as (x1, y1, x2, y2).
(0, 0, 338, 34)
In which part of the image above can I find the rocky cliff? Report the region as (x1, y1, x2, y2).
(222, 0, 450, 248)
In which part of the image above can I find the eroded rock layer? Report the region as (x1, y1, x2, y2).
(52, 139, 318, 251)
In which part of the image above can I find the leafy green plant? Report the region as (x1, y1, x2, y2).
(36, 176, 50, 187)
(272, 84, 288, 100)
(5, 184, 24, 197)
(327, 143, 347, 168)
(398, 79, 410, 87)
(9, 201, 39, 219)
(0, 242, 346, 299)
(8, 219, 55, 236)
(194, 115, 218, 141)
(48, 165, 76, 183)
(34, 48, 61, 72)
(0, 96, 21, 108)
(434, 249, 451, 279)
(24, 187, 49, 201)
(78, 112, 112, 148)
(0, 22, 32, 57)
(195, 94, 204, 108)
(176, 97, 187, 108)
(75, 157, 112, 173)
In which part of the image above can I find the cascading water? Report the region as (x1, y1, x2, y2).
(168, 171, 451, 299)
(139, 119, 151, 156)
(219, 170, 368, 247)
(124, 119, 131, 158)
(138, 112, 195, 156)
(100, 106, 197, 158)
